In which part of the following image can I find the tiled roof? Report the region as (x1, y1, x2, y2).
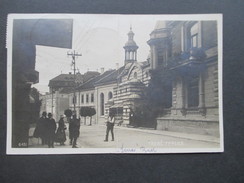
(48, 71, 99, 88)
(50, 73, 76, 81)
(94, 66, 125, 86)
(48, 73, 79, 87)
(83, 71, 100, 81)
(59, 87, 74, 94)
(76, 70, 114, 90)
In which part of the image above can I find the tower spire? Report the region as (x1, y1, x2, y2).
(123, 26, 138, 65)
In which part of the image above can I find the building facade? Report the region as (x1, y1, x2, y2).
(147, 21, 219, 136)
(67, 22, 219, 137)
(70, 70, 115, 124)
(41, 71, 99, 121)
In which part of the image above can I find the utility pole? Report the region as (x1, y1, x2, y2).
(51, 88, 54, 114)
(67, 50, 82, 113)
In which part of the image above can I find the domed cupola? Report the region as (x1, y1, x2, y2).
(123, 26, 139, 65)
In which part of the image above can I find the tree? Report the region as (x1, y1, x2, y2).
(64, 109, 72, 117)
(79, 107, 96, 125)
(138, 69, 174, 128)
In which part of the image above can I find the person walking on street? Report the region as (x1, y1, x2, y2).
(46, 113, 56, 148)
(69, 111, 80, 148)
(55, 115, 67, 145)
(104, 112, 115, 142)
(33, 111, 47, 145)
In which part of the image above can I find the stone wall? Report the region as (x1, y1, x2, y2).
(157, 117, 219, 137)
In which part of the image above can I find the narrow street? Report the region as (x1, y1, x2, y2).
(29, 124, 220, 149)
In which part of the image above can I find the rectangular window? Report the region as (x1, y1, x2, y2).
(86, 94, 89, 103)
(187, 76, 199, 107)
(185, 22, 200, 51)
(81, 94, 84, 103)
(73, 96, 77, 104)
(91, 93, 94, 103)
(191, 34, 198, 48)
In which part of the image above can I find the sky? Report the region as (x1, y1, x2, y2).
(33, 14, 160, 94)
(31, 14, 221, 94)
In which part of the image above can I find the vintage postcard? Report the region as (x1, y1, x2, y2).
(6, 14, 223, 154)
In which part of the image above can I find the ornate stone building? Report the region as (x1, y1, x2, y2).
(148, 21, 219, 136)
(105, 28, 151, 125)
(69, 22, 219, 137)
(70, 28, 151, 125)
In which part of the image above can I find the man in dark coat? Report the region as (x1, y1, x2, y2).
(69, 112, 80, 148)
(33, 111, 47, 145)
(46, 113, 56, 148)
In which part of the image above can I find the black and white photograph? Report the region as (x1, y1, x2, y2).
(7, 14, 223, 154)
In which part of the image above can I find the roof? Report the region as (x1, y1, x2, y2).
(83, 71, 100, 81)
(48, 71, 99, 88)
(50, 73, 76, 82)
(48, 73, 80, 87)
(117, 63, 132, 78)
(139, 61, 150, 69)
(124, 40, 138, 47)
(59, 87, 74, 94)
(94, 66, 125, 86)
(77, 70, 114, 90)
(124, 28, 138, 49)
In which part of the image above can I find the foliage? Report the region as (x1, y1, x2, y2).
(64, 109, 72, 117)
(80, 107, 96, 125)
(145, 69, 173, 112)
(131, 69, 174, 128)
(80, 107, 96, 117)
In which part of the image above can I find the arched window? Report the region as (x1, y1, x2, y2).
(100, 93, 104, 116)
(108, 92, 113, 100)
(134, 72, 137, 79)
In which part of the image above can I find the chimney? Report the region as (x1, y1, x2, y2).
(100, 67, 104, 74)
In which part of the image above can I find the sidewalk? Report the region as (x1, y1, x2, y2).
(113, 125, 220, 144)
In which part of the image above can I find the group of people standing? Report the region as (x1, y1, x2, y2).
(34, 110, 116, 148)
(34, 111, 80, 148)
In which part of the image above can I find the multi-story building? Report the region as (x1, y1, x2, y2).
(68, 21, 219, 137)
(41, 71, 99, 121)
(147, 21, 219, 136)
